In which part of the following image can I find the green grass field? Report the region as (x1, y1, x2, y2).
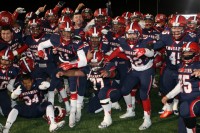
(0, 87, 179, 133)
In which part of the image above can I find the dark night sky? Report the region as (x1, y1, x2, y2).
(0, 0, 200, 19)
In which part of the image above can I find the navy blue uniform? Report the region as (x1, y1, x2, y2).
(154, 32, 198, 97)
(0, 66, 19, 116)
(81, 63, 120, 102)
(24, 34, 56, 82)
(118, 37, 154, 100)
(13, 81, 51, 118)
(49, 34, 84, 92)
(106, 33, 131, 88)
(176, 62, 200, 132)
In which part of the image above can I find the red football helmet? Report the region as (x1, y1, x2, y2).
(58, 21, 74, 42)
(182, 42, 200, 64)
(94, 8, 108, 26)
(61, 7, 74, 18)
(81, 8, 93, 22)
(0, 11, 13, 26)
(43, 106, 66, 124)
(89, 50, 104, 71)
(130, 11, 143, 22)
(58, 16, 71, 24)
(169, 15, 187, 40)
(19, 56, 35, 74)
(28, 18, 43, 38)
(125, 22, 142, 45)
(155, 14, 167, 31)
(121, 11, 132, 25)
(187, 16, 197, 32)
(112, 16, 126, 35)
(25, 12, 34, 24)
(54, 106, 66, 123)
(0, 48, 14, 70)
(153, 51, 164, 68)
(45, 9, 58, 23)
(85, 27, 102, 49)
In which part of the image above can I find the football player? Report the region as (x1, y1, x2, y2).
(162, 42, 200, 133)
(2, 74, 65, 133)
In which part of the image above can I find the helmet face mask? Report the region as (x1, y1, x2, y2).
(126, 31, 140, 45)
(182, 51, 196, 64)
(181, 42, 200, 64)
(89, 50, 104, 71)
(89, 36, 101, 49)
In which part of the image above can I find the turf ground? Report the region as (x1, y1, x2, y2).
(0, 87, 179, 133)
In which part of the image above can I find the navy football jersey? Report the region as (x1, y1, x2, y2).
(154, 32, 198, 70)
(17, 81, 44, 106)
(24, 34, 54, 63)
(178, 62, 200, 101)
(0, 66, 19, 90)
(82, 63, 115, 91)
(50, 34, 83, 62)
(118, 37, 154, 68)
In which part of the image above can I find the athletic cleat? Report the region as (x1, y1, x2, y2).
(160, 111, 173, 118)
(119, 110, 135, 119)
(98, 117, 112, 129)
(139, 118, 152, 130)
(49, 120, 65, 132)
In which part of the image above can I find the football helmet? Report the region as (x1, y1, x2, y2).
(182, 42, 200, 64)
(169, 15, 187, 40)
(125, 22, 142, 45)
(61, 7, 74, 18)
(0, 11, 13, 26)
(94, 8, 108, 27)
(54, 106, 66, 123)
(58, 21, 74, 42)
(58, 16, 71, 24)
(43, 106, 66, 124)
(28, 18, 43, 38)
(112, 16, 126, 36)
(0, 48, 14, 70)
(155, 14, 167, 31)
(130, 11, 143, 22)
(81, 8, 93, 22)
(89, 50, 104, 71)
(45, 9, 58, 23)
(121, 11, 132, 25)
(25, 12, 34, 24)
(85, 26, 102, 49)
(187, 16, 197, 32)
(19, 56, 35, 74)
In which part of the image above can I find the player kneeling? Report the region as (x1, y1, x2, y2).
(2, 74, 65, 133)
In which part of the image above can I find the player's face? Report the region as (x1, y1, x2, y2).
(90, 37, 100, 49)
(0, 59, 11, 69)
(22, 79, 33, 90)
(1, 30, 13, 42)
(171, 26, 184, 40)
(73, 14, 83, 25)
(60, 31, 71, 41)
